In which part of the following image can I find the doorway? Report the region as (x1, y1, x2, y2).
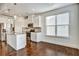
(0, 23, 4, 42)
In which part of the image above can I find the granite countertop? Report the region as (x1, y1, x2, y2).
(31, 31, 41, 33)
(7, 32, 26, 35)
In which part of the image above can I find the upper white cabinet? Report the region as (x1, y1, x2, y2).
(32, 15, 42, 27)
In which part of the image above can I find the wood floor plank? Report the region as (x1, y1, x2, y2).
(0, 41, 79, 56)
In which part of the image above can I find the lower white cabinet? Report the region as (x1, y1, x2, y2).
(31, 32, 42, 42)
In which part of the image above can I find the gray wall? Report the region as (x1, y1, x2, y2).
(39, 4, 79, 49)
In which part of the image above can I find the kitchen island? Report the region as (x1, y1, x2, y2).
(7, 33, 26, 50)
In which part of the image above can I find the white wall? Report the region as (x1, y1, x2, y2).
(38, 4, 79, 49)
(15, 16, 26, 33)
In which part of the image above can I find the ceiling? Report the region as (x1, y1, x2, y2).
(0, 3, 74, 17)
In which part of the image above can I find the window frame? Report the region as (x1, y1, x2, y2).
(45, 12, 70, 38)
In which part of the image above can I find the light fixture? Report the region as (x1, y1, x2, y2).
(13, 3, 17, 20)
(32, 9, 35, 12)
(14, 15, 17, 20)
(14, 3, 16, 5)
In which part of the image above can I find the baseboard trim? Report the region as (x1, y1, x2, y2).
(7, 44, 16, 51)
(40, 41, 79, 50)
(31, 40, 38, 43)
(29, 40, 79, 51)
(0, 40, 6, 42)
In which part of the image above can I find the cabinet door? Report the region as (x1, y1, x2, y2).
(32, 15, 41, 27)
(37, 33, 42, 42)
(31, 33, 42, 42)
(31, 33, 37, 42)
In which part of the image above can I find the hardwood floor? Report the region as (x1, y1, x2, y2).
(0, 41, 79, 56)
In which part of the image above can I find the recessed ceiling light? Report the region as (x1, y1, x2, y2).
(14, 15, 17, 20)
(32, 9, 35, 11)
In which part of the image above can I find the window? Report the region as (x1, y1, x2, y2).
(46, 13, 69, 37)
(46, 16, 56, 36)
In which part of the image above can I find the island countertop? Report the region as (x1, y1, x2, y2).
(7, 32, 26, 35)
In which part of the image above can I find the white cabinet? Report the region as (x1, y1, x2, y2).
(32, 15, 41, 27)
(7, 34, 16, 49)
(16, 34, 26, 50)
(31, 15, 42, 42)
(31, 32, 42, 42)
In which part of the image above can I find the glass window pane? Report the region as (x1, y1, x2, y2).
(57, 13, 69, 25)
(57, 26, 69, 37)
(46, 16, 55, 25)
(46, 26, 55, 35)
